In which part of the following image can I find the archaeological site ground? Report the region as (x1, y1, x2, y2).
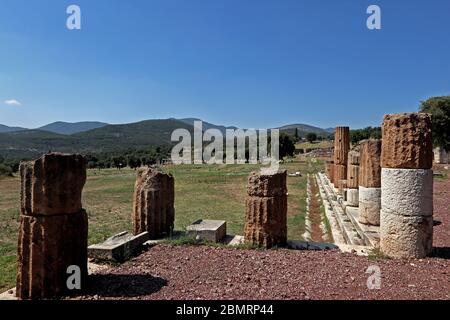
(0, 113, 449, 302)
(1, 2, 450, 315)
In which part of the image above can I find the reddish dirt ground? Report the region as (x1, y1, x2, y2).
(76, 174, 450, 301)
(309, 177, 325, 242)
(78, 245, 449, 300)
(433, 175, 450, 249)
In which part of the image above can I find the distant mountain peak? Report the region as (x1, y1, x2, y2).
(37, 121, 109, 135)
(0, 124, 27, 133)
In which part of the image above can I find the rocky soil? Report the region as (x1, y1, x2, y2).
(433, 175, 450, 249)
(78, 244, 449, 300)
(76, 174, 450, 301)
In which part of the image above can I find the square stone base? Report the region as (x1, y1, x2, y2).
(186, 219, 227, 243)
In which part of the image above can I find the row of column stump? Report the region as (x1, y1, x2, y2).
(327, 112, 434, 259)
(13, 111, 434, 299)
(14, 153, 286, 299)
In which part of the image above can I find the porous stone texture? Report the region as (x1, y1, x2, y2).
(348, 151, 360, 165)
(16, 153, 88, 300)
(381, 113, 433, 169)
(247, 170, 287, 197)
(347, 164, 359, 189)
(133, 168, 175, 238)
(17, 210, 88, 299)
(329, 163, 335, 184)
(334, 127, 350, 165)
(338, 180, 347, 197)
(358, 186, 381, 226)
(359, 139, 381, 188)
(347, 188, 359, 207)
(325, 161, 334, 182)
(380, 211, 433, 259)
(333, 164, 347, 186)
(245, 170, 287, 248)
(20, 153, 86, 216)
(381, 168, 433, 217)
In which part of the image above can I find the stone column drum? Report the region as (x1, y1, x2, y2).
(333, 127, 350, 187)
(346, 151, 360, 207)
(325, 160, 334, 183)
(133, 168, 175, 239)
(380, 113, 433, 259)
(358, 139, 382, 226)
(17, 153, 88, 300)
(244, 169, 287, 248)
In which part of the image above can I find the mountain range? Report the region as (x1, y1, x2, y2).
(0, 119, 332, 159)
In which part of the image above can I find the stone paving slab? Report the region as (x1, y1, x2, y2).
(186, 219, 227, 243)
(88, 231, 149, 262)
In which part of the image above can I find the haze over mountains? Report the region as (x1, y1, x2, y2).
(0, 119, 332, 159)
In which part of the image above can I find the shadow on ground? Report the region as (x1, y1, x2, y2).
(86, 274, 168, 297)
(432, 247, 450, 260)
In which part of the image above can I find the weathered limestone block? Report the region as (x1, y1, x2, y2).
(329, 163, 335, 184)
(347, 164, 359, 189)
(381, 113, 433, 169)
(380, 211, 433, 259)
(20, 153, 86, 216)
(347, 188, 359, 207)
(358, 186, 381, 226)
(334, 127, 350, 165)
(325, 161, 334, 181)
(186, 219, 227, 243)
(133, 168, 175, 238)
(333, 164, 347, 186)
(381, 168, 433, 217)
(17, 210, 88, 299)
(359, 139, 381, 188)
(348, 151, 360, 165)
(245, 170, 287, 248)
(338, 179, 347, 197)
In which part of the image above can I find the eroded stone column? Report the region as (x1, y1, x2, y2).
(380, 113, 433, 259)
(133, 168, 175, 238)
(358, 139, 382, 226)
(17, 153, 88, 300)
(333, 127, 349, 187)
(325, 160, 334, 183)
(245, 169, 287, 248)
(347, 151, 360, 207)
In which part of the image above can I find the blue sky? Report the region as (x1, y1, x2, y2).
(1, 0, 449, 129)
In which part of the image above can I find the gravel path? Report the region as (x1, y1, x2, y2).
(78, 244, 450, 300)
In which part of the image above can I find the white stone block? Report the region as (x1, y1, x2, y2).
(381, 168, 433, 217)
